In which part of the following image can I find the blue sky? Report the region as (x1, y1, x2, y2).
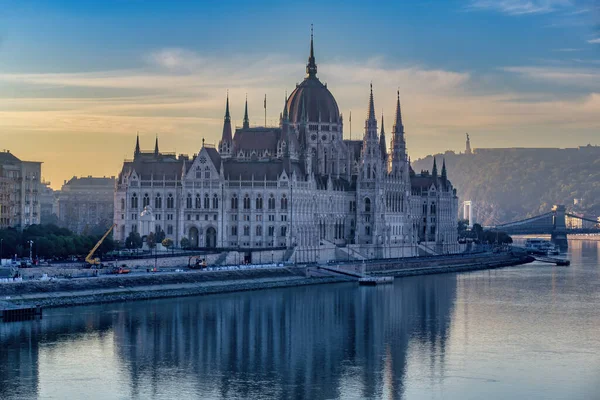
(0, 0, 599, 187)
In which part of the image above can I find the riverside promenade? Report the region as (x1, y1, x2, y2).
(0, 251, 532, 309)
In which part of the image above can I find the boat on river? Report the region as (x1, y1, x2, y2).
(525, 238, 559, 255)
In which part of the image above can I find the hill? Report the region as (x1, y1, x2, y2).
(412, 145, 600, 225)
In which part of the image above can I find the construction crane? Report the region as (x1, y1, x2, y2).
(85, 223, 116, 267)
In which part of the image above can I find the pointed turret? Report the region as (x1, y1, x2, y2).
(432, 157, 438, 178)
(219, 92, 233, 158)
(393, 90, 404, 134)
(306, 25, 317, 78)
(134, 133, 140, 157)
(154, 136, 159, 156)
(390, 90, 407, 176)
(379, 113, 387, 160)
(243, 95, 250, 129)
(367, 83, 375, 121)
(441, 158, 447, 180)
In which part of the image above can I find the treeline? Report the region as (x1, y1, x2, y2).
(0, 224, 115, 260)
(413, 146, 600, 224)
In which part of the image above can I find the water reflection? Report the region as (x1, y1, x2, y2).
(4, 239, 599, 399)
(0, 275, 456, 400)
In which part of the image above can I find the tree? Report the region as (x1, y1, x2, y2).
(472, 223, 484, 242)
(125, 231, 143, 249)
(146, 232, 156, 250)
(457, 219, 469, 238)
(180, 237, 190, 250)
(162, 238, 173, 250)
(155, 229, 166, 243)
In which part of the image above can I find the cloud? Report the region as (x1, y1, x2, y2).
(588, 38, 600, 43)
(467, 0, 575, 15)
(502, 65, 600, 88)
(1, 48, 599, 188)
(552, 48, 582, 51)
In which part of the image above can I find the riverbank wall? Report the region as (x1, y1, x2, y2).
(1, 252, 532, 309)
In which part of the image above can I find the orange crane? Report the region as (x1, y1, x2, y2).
(85, 223, 116, 267)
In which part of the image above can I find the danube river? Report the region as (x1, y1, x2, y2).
(1, 238, 599, 400)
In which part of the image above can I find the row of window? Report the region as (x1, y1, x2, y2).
(231, 225, 287, 237)
(231, 194, 288, 210)
(186, 193, 219, 209)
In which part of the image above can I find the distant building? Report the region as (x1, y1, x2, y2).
(58, 176, 115, 234)
(0, 150, 42, 229)
(114, 34, 460, 260)
(39, 181, 58, 224)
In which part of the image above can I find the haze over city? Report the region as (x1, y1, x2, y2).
(1, 0, 599, 188)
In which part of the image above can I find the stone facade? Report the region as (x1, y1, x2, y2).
(114, 36, 459, 261)
(58, 176, 115, 234)
(0, 150, 42, 229)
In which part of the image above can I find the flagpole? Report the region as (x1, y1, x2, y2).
(264, 94, 267, 126)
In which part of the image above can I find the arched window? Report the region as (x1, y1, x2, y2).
(143, 193, 150, 207)
(243, 225, 250, 236)
(155, 193, 162, 209)
(167, 193, 174, 209)
(281, 226, 287, 237)
(204, 193, 210, 209)
(364, 197, 371, 212)
(204, 166, 210, 179)
(281, 194, 288, 210)
(120, 198, 125, 210)
(231, 194, 238, 209)
(256, 195, 263, 210)
(131, 193, 138, 209)
(243, 194, 250, 210)
(212, 194, 218, 209)
(256, 225, 262, 236)
(195, 194, 201, 209)
(195, 166, 202, 179)
(268, 194, 275, 209)
(365, 226, 371, 235)
(186, 194, 192, 209)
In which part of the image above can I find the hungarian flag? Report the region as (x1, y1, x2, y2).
(264, 94, 266, 109)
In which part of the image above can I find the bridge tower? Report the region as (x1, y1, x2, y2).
(463, 201, 474, 228)
(551, 205, 568, 248)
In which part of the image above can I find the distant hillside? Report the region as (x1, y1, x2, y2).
(412, 145, 600, 225)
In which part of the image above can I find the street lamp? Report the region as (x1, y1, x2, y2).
(28, 240, 34, 262)
(1, 238, 3, 264)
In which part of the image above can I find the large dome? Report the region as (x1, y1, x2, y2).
(285, 32, 340, 124)
(286, 77, 340, 124)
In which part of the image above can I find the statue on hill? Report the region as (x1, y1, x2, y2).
(465, 133, 472, 155)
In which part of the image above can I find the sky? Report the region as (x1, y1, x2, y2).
(0, 0, 599, 189)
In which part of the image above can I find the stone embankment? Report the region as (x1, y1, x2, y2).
(0, 252, 532, 309)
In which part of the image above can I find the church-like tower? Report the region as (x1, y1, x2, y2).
(218, 92, 233, 159)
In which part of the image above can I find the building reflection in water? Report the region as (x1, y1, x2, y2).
(0, 274, 457, 400)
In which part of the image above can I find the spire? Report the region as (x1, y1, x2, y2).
(441, 158, 447, 180)
(225, 90, 231, 121)
(221, 92, 233, 143)
(306, 24, 317, 78)
(154, 135, 159, 156)
(393, 89, 404, 134)
(134, 133, 140, 156)
(432, 157, 438, 178)
(243, 95, 249, 129)
(379, 112, 387, 159)
(282, 92, 289, 120)
(367, 83, 375, 121)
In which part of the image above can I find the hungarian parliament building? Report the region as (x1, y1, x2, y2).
(113, 36, 459, 262)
